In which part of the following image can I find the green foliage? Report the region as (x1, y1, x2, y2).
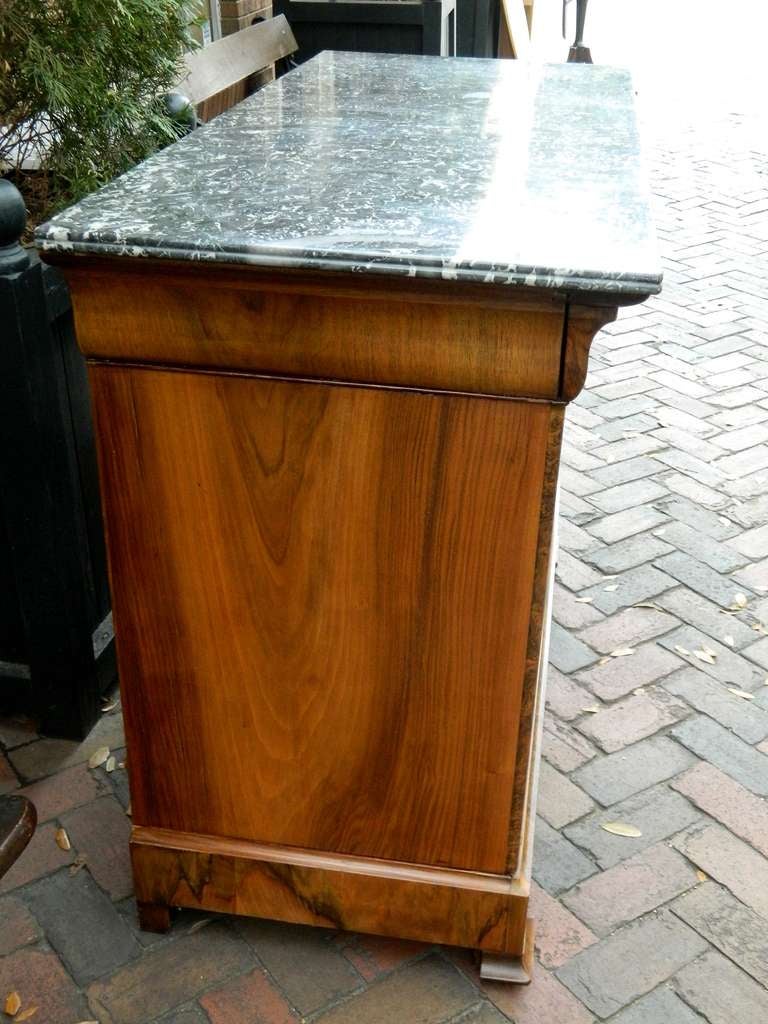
(0, 0, 198, 222)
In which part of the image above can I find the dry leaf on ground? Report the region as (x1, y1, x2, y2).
(729, 593, 749, 610)
(693, 649, 716, 665)
(604, 584, 619, 592)
(69, 854, 87, 877)
(105, 756, 116, 773)
(675, 645, 691, 656)
(4, 992, 21, 1017)
(574, 596, 593, 604)
(610, 647, 635, 658)
(101, 699, 119, 713)
(696, 869, 708, 882)
(87, 746, 110, 769)
(15, 1007, 38, 1022)
(54, 828, 70, 851)
(581, 706, 601, 714)
(601, 822, 642, 838)
(727, 688, 755, 700)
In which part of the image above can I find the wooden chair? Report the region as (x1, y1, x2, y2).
(173, 15, 298, 124)
(0, 796, 36, 880)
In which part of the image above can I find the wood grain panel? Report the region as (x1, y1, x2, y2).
(92, 366, 552, 873)
(130, 827, 530, 954)
(70, 273, 565, 398)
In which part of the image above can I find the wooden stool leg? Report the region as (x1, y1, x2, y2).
(479, 918, 535, 984)
(137, 901, 172, 934)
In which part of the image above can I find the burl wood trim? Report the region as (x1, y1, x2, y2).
(61, 264, 566, 399)
(130, 826, 530, 956)
(560, 304, 618, 400)
(506, 406, 565, 875)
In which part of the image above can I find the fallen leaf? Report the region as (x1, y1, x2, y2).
(727, 688, 755, 700)
(69, 853, 87, 877)
(751, 622, 768, 635)
(105, 756, 116, 773)
(581, 706, 601, 714)
(55, 827, 70, 852)
(675, 645, 691, 657)
(602, 575, 618, 580)
(101, 699, 119, 713)
(696, 869, 708, 882)
(126, 801, 132, 817)
(604, 584, 619, 592)
(634, 602, 664, 611)
(702, 644, 717, 657)
(598, 656, 612, 666)
(610, 646, 635, 658)
(15, 1007, 38, 1022)
(574, 596, 593, 604)
(723, 635, 735, 647)
(693, 649, 716, 665)
(4, 992, 21, 1017)
(730, 593, 748, 610)
(87, 746, 110, 769)
(601, 822, 642, 838)
(186, 918, 212, 935)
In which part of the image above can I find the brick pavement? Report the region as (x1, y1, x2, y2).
(3, 35, 768, 1024)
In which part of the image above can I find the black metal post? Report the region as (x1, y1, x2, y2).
(567, 0, 592, 63)
(0, 180, 116, 738)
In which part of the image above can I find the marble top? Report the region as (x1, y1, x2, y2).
(36, 52, 661, 299)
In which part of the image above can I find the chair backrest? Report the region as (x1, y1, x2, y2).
(176, 15, 298, 122)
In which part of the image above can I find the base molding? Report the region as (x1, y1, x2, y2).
(130, 826, 532, 963)
(480, 918, 535, 983)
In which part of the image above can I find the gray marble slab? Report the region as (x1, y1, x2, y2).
(36, 52, 661, 299)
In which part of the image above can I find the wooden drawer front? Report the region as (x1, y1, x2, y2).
(72, 274, 565, 399)
(92, 365, 553, 873)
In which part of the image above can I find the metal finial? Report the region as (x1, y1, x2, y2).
(0, 179, 29, 272)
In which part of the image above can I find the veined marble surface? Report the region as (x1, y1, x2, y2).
(36, 52, 661, 298)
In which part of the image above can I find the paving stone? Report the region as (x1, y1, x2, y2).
(544, 669, 594, 722)
(0, 948, 90, 1023)
(17, 761, 103, 823)
(657, 623, 765, 690)
(458, 1004, 510, 1024)
(657, 586, 757, 649)
(573, 735, 695, 806)
(587, 479, 668, 516)
(729, 492, 768, 529)
(607, 985, 708, 1024)
(0, 715, 39, 750)
(585, 533, 673, 574)
(653, 495, 740, 540)
(237, 920, 360, 1015)
(670, 760, 768, 857)
(0, 895, 40, 955)
(582, 563, 677, 615)
(548, 622, 599, 674)
(586, 506, 668, 544)
(589, 456, 661, 488)
(315, 956, 474, 1024)
(552, 584, 605, 630)
(577, 606, 677, 654)
(554, 550, 604, 591)
(8, 712, 126, 782)
(576, 689, 688, 754)
(529, 882, 597, 970)
(161, 1009, 210, 1024)
(654, 550, 748, 608)
(560, 465, 604, 497)
(536, 761, 594, 829)
(715, 442, 768, 478)
(672, 822, 768, 919)
(729, 521, 768, 558)
(560, 518, 603, 555)
(88, 923, 253, 1024)
(562, 843, 699, 937)
(24, 867, 140, 984)
(340, 934, 429, 982)
(651, 426, 722, 461)
(0, 750, 18, 795)
(576, 642, 682, 701)
(671, 715, 768, 795)
(663, 666, 768, 742)
(675, 950, 768, 1024)
(198, 967, 296, 1024)
(662, 472, 729, 510)
(563, 784, 701, 870)
(542, 718, 598, 773)
(60, 795, 133, 901)
(0, 821, 75, 894)
(732, 556, 768, 591)
(555, 912, 707, 1018)
(743, 635, 768, 671)
(671, 882, 768, 987)
(483, 966, 593, 1024)
(654, 520, 747, 574)
(532, 818, 597, 895)
(653, 447, 727, 490)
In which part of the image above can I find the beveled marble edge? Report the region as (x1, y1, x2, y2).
(37, 235, 661, 297)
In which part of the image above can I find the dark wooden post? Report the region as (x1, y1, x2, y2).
(0, 181, 115, 738)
